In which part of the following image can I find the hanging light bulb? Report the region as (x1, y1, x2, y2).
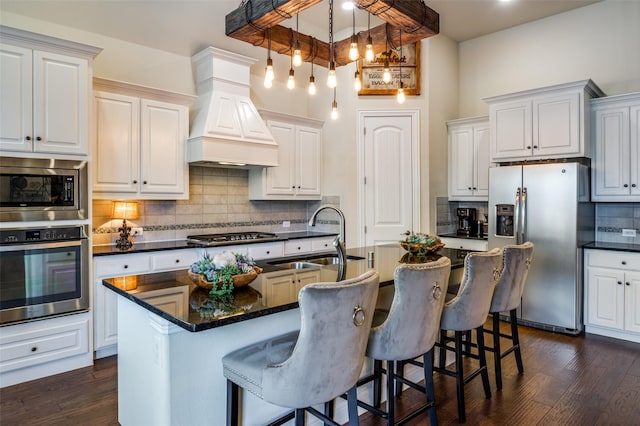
(308, 75, 317, 95)
(397, 86, 405, 104)
(397, 29, 404, 103)
(331, 89, 338, 120)
(365, 13, 374, 62)
(308, 39, 317, 95)
(348, 9, 358, 61)
(327, 0, 337, 88)
(293, 15, 302, 67)
(327, 61, 337, 88)
(382, 56, 391, 83)
(353, 70, 361, 92)
(287, 49, 295, 90)
(264, 29, 274, 88)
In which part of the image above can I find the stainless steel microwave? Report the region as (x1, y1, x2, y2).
(0, 157, 88, 222)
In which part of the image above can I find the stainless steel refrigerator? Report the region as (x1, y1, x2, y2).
(488, 161, 594, 334)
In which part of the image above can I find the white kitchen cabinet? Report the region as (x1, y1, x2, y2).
(0, 27, 100, 157)
(247, 241, 284, 260)
(447, 116, 490, 201)
(261, 269, 322, 306)
(249, 110, 323, 200)
(439, 236, 488, 252)
(584, 249, 640, 343)
(0, 312, 92, 387)
(591, 92, 640, 201)
(484, 80, 604, 162)
(92, 79, 192, 200)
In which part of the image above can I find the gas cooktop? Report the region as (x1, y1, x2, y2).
(186, 232, 279, 246)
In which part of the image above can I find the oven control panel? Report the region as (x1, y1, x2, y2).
(0, 226, 84, 244)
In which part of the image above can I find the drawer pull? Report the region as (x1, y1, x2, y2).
(618, 281, 623, 285)
(124, 265, 129, 269)
(622, 261, 627, 265)
(626, 282, 630, 286)
(266, 251, 270, 254)
(175, 259, 180, 263)
(31, 347, 37, 352)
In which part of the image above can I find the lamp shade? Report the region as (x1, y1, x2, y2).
(112, 201, 139, 220)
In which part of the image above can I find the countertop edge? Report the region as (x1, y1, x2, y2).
(582, 241, 640, 253)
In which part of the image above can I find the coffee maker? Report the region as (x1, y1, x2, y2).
(456, 207, 477, 237)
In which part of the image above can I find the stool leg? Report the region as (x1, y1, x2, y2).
(395, 360, 405, 396)
(386, 360, 396, 425)
(423, 349, 438, 426)
(454, 331, 465, 423)
(373, 359, 383, 407)
(492, 312, 503, 390)
(510, 309, 524, 374)
(324, 400, 334, 426)
(226, 380, 239, 426)
(438, 329, 447, 369)
(295, 408, 305, 426)
(346, 386, 360, 426)
(476, 326, 492, 399)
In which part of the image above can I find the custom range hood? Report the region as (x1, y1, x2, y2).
(187, 47, 278, 167)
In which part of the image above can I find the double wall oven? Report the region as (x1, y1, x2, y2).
(0, 157, 89, 325)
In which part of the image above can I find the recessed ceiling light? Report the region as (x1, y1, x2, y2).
(342, 1, 355, 10)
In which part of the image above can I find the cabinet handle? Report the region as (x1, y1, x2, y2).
(25, 136, 31, 141)
(298, 185, 301, 189)
(133, 180, 138, 184)
(624, 184, 629, 188)
(468, 187, 472, 190)
(124, 265, 129, 269)
(626, 282, 630, 286)
(618, 281, 623, 285)
(143, 181, 147, 184)
(36, 136, 42, 141)
(632, 184, 637, 188)
(297, 246, 301, 250)
(266, 251, 270, 254)
(472, 187, 477, 190)
(175, 259, 180, 263)
(526, 146, 532, 149)
(31, 347, 37, 352)
(292, 186, 296, 189)
(533, 145, 538, 149)
(622, 261, 627, 265)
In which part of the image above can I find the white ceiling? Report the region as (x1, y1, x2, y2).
(1, 0, 600, 57)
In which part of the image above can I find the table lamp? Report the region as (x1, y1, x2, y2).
(112, 201, 139, 250)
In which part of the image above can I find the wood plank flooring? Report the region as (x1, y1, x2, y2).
(1, 322, 639, 425)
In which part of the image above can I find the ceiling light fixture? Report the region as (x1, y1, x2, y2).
(341, 1, 354, 10)
(365, 12, 374, 62)
(264, 28, 274, 88)
(293, 14, 302, 67)
(348, 8, 359, 61)
(327, 0, 337, 88)
(308, 38, 317, 95)
(397, 28, 405, 104)
(354, 69, 361, 92)
(287, 44, 295, 89)
(382, 24, 391, 83)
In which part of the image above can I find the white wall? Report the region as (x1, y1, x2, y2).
(458, 0, 640, 117)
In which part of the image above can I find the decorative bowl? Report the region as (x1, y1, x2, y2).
(399, 241, 445, 255)
(187, 267, 262, 290)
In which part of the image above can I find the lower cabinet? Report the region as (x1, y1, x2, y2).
(261, 269, 322, 306)
(584, 249, 640, 343)
(0, 312, 92, 387)
(439, 236, 488, 252)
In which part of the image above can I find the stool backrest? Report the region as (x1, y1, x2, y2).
(440, 248, 502, 331)
(263, 270, 380, 408)
(490, 242, 534, 313)
(366, 256, 451, 361)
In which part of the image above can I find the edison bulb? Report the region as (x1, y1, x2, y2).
(365, 36, 374, 62)
(287, 69, 295, 90)
(327, 63, 337, 88)
(308, 76, 317, 95)
(397, 88, 405, 104)
(293, 42, 302, 67)
(349, 39, 358, 61)
(331, 103, 339, 120)
(353, 71, 361, 92)
(382, 60, 391, 83)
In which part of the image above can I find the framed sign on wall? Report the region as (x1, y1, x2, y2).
(358, 42, 420, 96)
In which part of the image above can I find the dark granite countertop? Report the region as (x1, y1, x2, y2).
(103, 244, 471, 332)
(93, 231, 338, 257)
(438, 233, 489, 241)
(583, 241, 640, 253)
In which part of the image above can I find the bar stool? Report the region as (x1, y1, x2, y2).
(483, 242, 534, 390)
(358, 257, 451, 425)
(222, 270, 380, 426)
(434, 248, 502, 423)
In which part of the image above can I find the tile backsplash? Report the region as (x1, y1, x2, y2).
(595, 203, 640, 244)
(92, 166, 340, 245)
(436, 197, 488, 235)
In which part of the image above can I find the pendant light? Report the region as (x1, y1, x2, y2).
(287, 47, 295, 90)
(293, 14, 302, 67)
(365, 13, 374, 62)
(264, 28, 274, 88)
(397, 29, 405, 104)
(382, 25, 391, 83)
(327, 0, 337, 88)
(353, 69, 361, 92)
(308, 38, 317, 95)
(331, 88, 338, 120)
(348, 8, 358, 61)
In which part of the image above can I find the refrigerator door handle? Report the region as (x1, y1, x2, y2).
(515, 187, 521, 244)
(521, 187, 527, 244)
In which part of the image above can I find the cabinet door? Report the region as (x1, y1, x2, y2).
(473, 124, 490, 198)
(94, 278, 119, 351)
(587, 267, 624, 330)
(631, 104, 640, 196)
(533, 92, 580, 157)
(295, 270, 321, 294)
(624, 272, 640, 334)
(448, 125, 474, 199)
(0, 44, 32, 151)
(592, 106, 631, 198)
(33, 50, 89, 155)
(93, 92, 140, 194)
(140, 99, 187, 194)
(264, 273, 296, 306)
(296, 125, 322, 196)
(490, 99, 532, 160)
(264, 121, 296, 195)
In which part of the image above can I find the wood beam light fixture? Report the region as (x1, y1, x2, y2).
(225, 0, 440, 69)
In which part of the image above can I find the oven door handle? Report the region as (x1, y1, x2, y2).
(0, 239, 83, 252)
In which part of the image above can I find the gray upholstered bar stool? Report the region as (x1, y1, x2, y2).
(358, 257, 451, 426)
(434, 248, 503, 423)
(483, 242, 534, 390)
(222, 270, 380, 426)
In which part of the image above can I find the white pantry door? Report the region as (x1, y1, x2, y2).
(358, 110, 420, 247)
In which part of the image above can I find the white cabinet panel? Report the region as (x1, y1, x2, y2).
(448, 116, 490, 201)
(247, 242, 284, 260)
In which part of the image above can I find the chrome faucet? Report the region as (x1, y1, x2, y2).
(308, 205, 347, 280)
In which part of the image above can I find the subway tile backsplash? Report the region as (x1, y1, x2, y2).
(92, 166, 339, 245)
(595, 202, 640, 244)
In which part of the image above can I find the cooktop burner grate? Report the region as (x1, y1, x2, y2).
(186, 232, 279, 246)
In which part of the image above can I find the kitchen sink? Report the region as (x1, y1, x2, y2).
(268, 254, 364, 270)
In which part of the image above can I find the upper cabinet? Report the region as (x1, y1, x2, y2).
(92, 79, 194, 200)
(484, 80, 605, 162)
(447, 116, 490, 201)
(591, 92, 640, 201)
(0, 26, 101, 157)
(249, 111, 323, 200)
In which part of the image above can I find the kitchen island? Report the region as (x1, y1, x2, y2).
(104, 244, 468, 426)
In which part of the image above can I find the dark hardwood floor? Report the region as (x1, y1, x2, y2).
(2, 321, 639, 425)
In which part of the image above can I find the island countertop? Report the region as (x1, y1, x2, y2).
(103, 244, 470, 332)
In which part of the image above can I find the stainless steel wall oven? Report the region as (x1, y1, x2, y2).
(0, 225, 89, 325)
(0, 157, 88, 222)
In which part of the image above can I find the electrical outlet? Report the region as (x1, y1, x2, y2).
(132, 227, 144, 236)
(622, 228, 636, 237)
(282, 221, 290, 228)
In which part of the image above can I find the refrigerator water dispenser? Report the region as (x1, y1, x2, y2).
(495, 204, 514, 236)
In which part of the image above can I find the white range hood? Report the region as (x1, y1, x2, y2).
(187, 47, 278, 167)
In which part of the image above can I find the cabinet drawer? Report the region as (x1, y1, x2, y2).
(152, 250, 198, 271)
(94, 254, 151, 277)
(284, 239, 312, 255)
(439, 237, 488, 252)
(0, 315, 89, 373)
(311, 237, 336, 252)
(586, 249, 640, 271)
(138, 287, 189, 317)
(247, 242, 284, 260)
